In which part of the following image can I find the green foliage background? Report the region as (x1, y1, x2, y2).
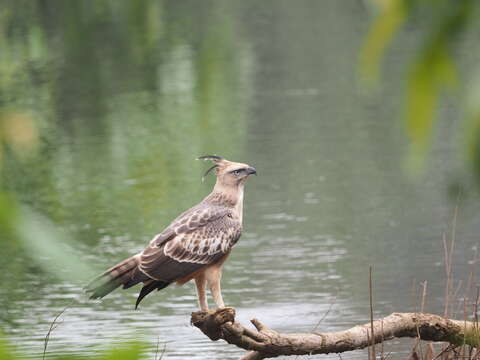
(361, 0, 480, 178)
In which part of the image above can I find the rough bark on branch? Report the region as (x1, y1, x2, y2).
(191, 308, 480, 359)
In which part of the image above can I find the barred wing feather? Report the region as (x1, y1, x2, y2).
(138, 206, 241, 282)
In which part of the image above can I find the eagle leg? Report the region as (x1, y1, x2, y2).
(204, 266, 225, 309)
(194, 274, 209, 311)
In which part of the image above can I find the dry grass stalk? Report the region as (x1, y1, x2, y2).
(370, 265, 376, 360)
(43, 302, 72, 360)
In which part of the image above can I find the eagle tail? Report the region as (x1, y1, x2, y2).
(86, 255, 148, 299)
(135, 280, 170, 309)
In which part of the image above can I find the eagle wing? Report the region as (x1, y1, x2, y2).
(138, 205, 241, 282)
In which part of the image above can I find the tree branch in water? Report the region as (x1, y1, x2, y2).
(191, 308, 480, 359)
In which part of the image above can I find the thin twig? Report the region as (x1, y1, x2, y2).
(443, 232, 451, 318)
(43, 301, 73, 360)
(434, 344, 456, 360)
(409, 279, 420, 360)
(421, 281, 428, 313)
(410, 325, 422, 360)
(419, 280, 428, 360)
(312, 294, 337, 332)
(474, 287, 479, 331)
(158, 342, 166, 360)
(367, 330, 371, 360)
(154, 335, 160, 360)
(380, 319, 384, 360)
(473, 348, 480, 360)
(369, 265, 376, 360)
(294, 292, 337, 360)
(463, 296, 468, 359)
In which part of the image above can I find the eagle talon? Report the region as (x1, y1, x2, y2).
(213, 307, 236, 324)
(216, 306, 235, 312)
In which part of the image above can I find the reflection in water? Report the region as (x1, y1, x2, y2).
(1, 1, 479, 359)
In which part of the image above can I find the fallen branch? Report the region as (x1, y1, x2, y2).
(191, 308, 480, 359)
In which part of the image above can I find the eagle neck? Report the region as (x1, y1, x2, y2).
(206, 182, 245, 224)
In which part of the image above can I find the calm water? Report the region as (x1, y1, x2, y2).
(1, 1, 480, 359)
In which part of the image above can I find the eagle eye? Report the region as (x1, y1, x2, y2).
(231, 169, 243, 176)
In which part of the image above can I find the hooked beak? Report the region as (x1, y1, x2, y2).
(246, 167, 257, 176)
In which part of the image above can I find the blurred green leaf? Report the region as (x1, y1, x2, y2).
(361, 0, 478, 178)
(0, 333, 148, 360)
(0, 192, 17, 239)
(0, 337, 16, 360)
(98, 341, 147, 360)
(470, 124, 480, 182)
(404, 41, 456, 172)
(16, 207, 96, 283)
(404, 0, 472, 172)
(359, 0, 407, 84)
(465, 70, 480, 183)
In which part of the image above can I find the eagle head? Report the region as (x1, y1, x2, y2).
(198, 155, 256, 187)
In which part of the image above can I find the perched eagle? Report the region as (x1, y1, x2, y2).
(86, 156, 256, 310)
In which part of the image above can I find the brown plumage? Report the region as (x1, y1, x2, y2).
(86, 156, 256, 310)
